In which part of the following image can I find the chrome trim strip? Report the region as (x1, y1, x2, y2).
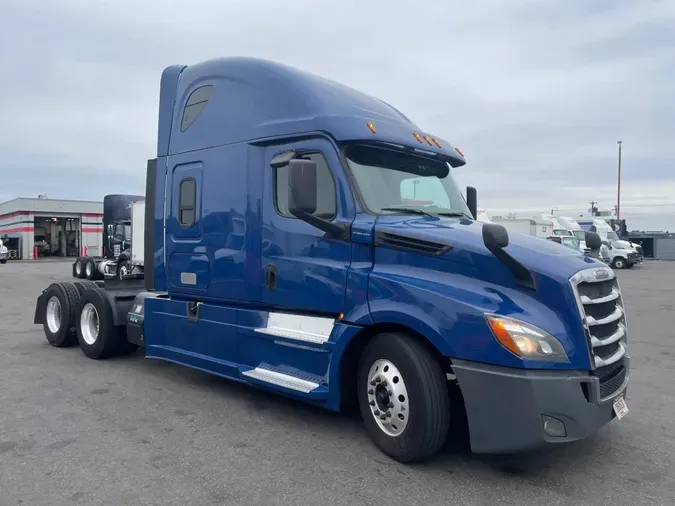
(591, 323, 626, 348)
(580, 288, 620, 304)
(587, 307, 623, 326)
(594, 342, 626, 368)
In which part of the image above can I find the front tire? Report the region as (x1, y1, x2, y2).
(613, 257, 626, 269)
(117, 259, 129, 280)
(357, 332, 450, 463)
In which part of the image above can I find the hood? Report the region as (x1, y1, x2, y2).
(613, 240, 634, 250)
(374, 215, 601, 285)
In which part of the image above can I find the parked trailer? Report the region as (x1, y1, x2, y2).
(73, 194, 145, 281)
(33, 57, 630, 463)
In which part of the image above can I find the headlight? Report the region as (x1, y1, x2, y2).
(485, 314, 569, 362)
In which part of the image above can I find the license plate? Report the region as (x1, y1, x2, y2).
(613, 395, 629, 420)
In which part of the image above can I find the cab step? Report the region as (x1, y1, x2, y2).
(253, 312, 334, 345)
(240, 366, 328, 398)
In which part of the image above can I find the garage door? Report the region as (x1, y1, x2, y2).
(656, 238, 675, 260)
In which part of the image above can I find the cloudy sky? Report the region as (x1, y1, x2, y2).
(1, 0, 674, 230)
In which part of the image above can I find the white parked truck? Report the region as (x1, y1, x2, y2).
(491, 217, 553, 239)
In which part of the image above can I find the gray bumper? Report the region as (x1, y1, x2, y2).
(452, 358, 630, 454)
(0, 252, 7, 261)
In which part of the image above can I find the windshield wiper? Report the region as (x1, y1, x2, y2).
(380, 207, 433, 217)
(436, 211, 472, 219)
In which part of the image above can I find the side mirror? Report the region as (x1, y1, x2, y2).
(288, 159, 317, 216)
(466, 186, 477, 220)
(482, 223, 509, 250)
(584, 231, 602, 250)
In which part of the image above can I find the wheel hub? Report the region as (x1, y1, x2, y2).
(80, 302, 100, 345)
(366, 359, 410, 437)
(46, 296, 62, 333)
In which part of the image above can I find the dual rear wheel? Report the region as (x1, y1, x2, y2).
(41, 281, 137, 359)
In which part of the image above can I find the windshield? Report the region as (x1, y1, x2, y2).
(607, 230, 620, 241)
(562, 236, 580, 250)
(344, 144, 471, 217)
(572, 230, 585, 241)
(553, 229, 571, 236)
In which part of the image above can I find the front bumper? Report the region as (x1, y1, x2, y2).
(0, 252, 7, 261)
(452, 358, 630, 454)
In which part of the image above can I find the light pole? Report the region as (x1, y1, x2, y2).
(616, 140, 622, 220)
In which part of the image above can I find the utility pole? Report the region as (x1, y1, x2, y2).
(616, 140, 622, 220)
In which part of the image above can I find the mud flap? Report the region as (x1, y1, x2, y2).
(34, 290, 48, 325)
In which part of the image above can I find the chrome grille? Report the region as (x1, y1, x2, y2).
(570, 266, 628, 399)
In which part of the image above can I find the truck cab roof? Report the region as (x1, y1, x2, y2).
(157, 57, 466, 167)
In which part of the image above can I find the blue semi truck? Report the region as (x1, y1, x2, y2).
(33, 57, 630, 462)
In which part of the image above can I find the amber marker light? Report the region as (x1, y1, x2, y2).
(432, 138, 441, 148)
(413, 132, 423, 143)
(455, 147, 464, 157)
(423, 135, 434, 146)
(367, 122, 376, 134)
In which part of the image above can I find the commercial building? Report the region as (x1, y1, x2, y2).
(0, 197, 103, 260)
(627, 233, 675, 261)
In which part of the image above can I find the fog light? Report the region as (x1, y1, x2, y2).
(542, 415, 567, 437)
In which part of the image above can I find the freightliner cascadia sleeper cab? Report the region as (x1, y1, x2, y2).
(34, 57, 630, 463)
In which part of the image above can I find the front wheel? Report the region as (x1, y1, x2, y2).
(613, 257, 626, 269)
(117, 259, 129, 280)
(357, 332, 450, 463)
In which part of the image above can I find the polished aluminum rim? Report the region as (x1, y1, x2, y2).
(118, 264, 127, 279)
(75, 261, 82, 275)
(366, 359, 410, 437)
(80, 302, 99, 345)
(86, 262, 92, 277)
(46, 296, 62, 334)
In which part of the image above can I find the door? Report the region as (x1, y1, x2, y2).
(262, 137, 353, 315)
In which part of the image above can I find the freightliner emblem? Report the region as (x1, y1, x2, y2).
(595, 269, 610, 280)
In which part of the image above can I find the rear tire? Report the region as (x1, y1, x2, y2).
(84, 258, 101, 280)
(76, 288, 124, 359)
(42, 282, 79, 347)
(74, 258, 86, 279)
(357, 332, 450, 463)
(73, 280, 99, 296)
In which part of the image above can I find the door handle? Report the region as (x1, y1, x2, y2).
(265, 264, 277, 291)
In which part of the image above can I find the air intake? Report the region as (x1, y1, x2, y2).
(375, 232, 450, 256)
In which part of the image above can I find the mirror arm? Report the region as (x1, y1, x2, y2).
(290, 210, 350, 240)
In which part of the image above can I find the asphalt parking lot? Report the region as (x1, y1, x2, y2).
(1, 260, 674, 505)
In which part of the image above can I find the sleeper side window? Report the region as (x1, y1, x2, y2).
(181, 85, 213, 132)
(274, 153, 337, 220)
(179, 178, 196, 227)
